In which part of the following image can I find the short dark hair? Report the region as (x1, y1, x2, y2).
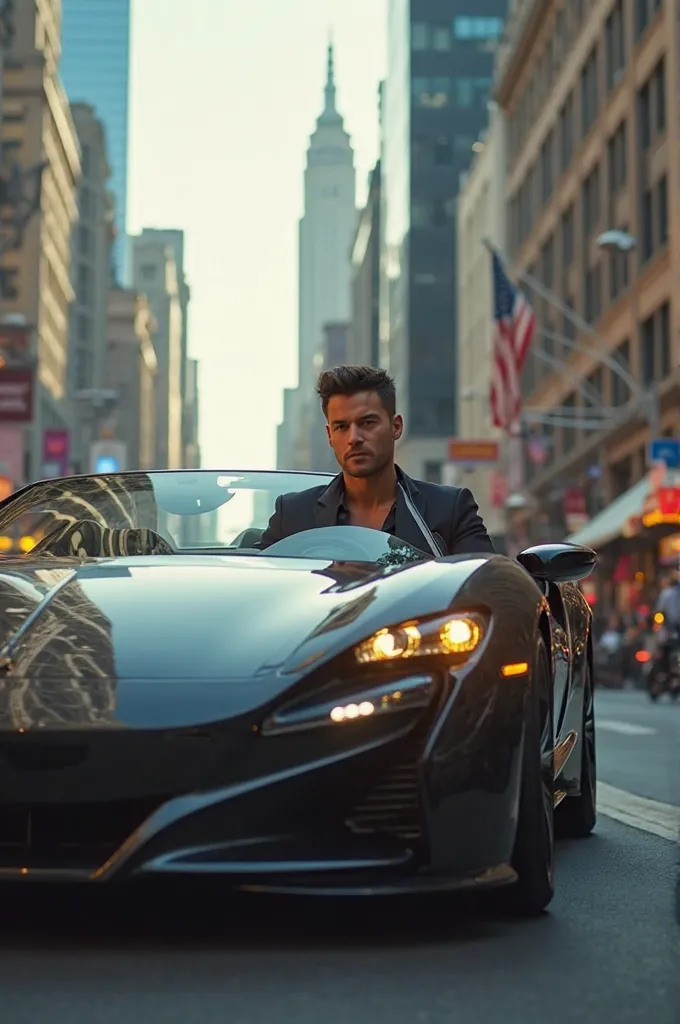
(316, 365, 397, 418)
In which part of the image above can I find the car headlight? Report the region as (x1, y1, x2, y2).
(260, 673, 436, 737)
(354, 613, 485, 664)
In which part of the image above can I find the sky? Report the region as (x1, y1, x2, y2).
(127, 0, 387, 470)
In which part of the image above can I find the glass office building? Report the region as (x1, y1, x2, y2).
(60, 0, 131, 283)
(380, 2, 507, 440)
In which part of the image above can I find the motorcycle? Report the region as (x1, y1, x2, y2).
(640, 612, 680, 701)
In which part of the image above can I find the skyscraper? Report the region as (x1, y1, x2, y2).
(60, 0, 131, 283)
(276, 43, 356, 470)
(380, 3, 508, 481)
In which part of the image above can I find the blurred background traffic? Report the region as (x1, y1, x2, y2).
(0, 0, 676, 647)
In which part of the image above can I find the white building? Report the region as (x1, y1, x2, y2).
(277, 44, 356, 470)
(455, 104, 507, 540)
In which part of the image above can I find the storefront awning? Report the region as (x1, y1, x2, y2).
(566, 477, 650, 550)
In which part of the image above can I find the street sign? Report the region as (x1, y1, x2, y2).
(89, 440, 127, 474)
(448, 439, 499, 463)
(649, 438, 680, 469)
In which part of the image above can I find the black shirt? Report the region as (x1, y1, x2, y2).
(336, 493, 397, 534)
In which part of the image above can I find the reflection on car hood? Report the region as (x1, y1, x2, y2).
(0, 554, 482, 682)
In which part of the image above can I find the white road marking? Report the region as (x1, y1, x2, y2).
(597, 719, 657, 736)
(596, 782, 679, 841)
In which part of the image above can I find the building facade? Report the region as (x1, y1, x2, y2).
(380, 1, 508, 481)
(60, 0, 131, 283)
(3, 0, 80, 480)
(130, 233, 183, 469)
(311, 321, 350, 473)
(349, 160, 381, 366)
(495, 0, 679, 609)
(68, 103, 115, 472)
(276, 44, 357, 471)
(105, 288, 157, 470)
(455, 103, 507, 540)
(134, 228, 193, 464)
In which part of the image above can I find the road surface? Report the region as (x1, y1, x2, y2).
(0, 690, 677, 1024)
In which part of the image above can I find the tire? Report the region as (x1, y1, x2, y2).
(555, 655, 596, 839)
(501, 638, 555, 916)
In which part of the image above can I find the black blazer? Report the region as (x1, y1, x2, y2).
(258, 468, 495, 556)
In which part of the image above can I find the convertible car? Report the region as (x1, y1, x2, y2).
(0, 469, 597, 915)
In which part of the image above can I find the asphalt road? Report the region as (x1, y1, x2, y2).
(1, 690, 677, 1024)
(595, 688, 679, 805)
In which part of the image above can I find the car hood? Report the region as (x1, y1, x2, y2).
(0, 554, 490, 729)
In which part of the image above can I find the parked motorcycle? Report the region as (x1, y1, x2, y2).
(639, 613, 680, 701)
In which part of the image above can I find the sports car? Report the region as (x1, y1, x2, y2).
(0, 469, 597, 915)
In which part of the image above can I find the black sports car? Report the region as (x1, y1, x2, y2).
(0, 469, 597, 915)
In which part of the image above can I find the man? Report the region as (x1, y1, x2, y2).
(259, 365, 494, 556)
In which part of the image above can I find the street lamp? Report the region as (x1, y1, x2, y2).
(596, 229, 637, 253)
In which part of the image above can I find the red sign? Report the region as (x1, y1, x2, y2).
(656, 487, 680, 516)
(0, 324, 30, 354)
(490, 470, 508, 509)
(564, 487, 587, 516)
(448, 439, 499, 463)
(0, 368, 33, 422)
(42, 428, 70, 477)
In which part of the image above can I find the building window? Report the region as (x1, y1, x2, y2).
(609, 228, 629, 300)
(558, 94, 573, 173)
(81, 144, 91, 176)
(583, 265, 602, 323)
(584, 367, 603, 409)
(423, 460, 442, 483)
(636, 0, 662, 40)
(582, 165, 600, 240)
(75, 348, 92, 391)
(412, 23, 429, 49)
(141, 263, 156, 282)
(412, 77, 450, 108)
(641, 177, 667, 262)
(76, 314, 89, 343)
(77, 263, 90, 305)
(0, 268, 19, 299)
(432, 26, 451, 51)
(641, 303, 671, 384)
(433, 136, 453, 164)
(454, 78, 492, 108)
(78, 224, 91, 256)
(540, 132, 554, 204)
(561, 206, 574, 269)
(2, 138, 21, 165)
(657, 175, 668, 247)
(611, 340, 630, 407)
(580, 46, 599, 137)
(607, 121, 627, 195)
(453, 17, 504, 40)
(605, 1, 625, 92)
(638, 58, 666, 150)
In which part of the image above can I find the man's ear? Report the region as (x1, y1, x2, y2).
(393, 414, 404, 441)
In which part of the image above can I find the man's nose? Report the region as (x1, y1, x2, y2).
(348, 424, 364, 445)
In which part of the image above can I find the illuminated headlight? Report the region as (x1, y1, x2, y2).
(354, 613, 485, 665)
(260, 674, 435, 737)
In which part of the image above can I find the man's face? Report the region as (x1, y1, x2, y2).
(325, 391, 403, 477)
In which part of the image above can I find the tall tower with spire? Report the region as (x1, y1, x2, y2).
(283, 41, 356, 469)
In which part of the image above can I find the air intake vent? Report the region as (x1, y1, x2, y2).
(346, 758, 421, 841)
(0, 797, 167, 869)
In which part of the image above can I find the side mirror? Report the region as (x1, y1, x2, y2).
(517, 542, 597, 583)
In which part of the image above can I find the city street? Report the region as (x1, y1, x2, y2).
(0, 690, 677, 1024)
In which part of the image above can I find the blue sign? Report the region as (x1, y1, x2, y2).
(649, 438, 680, 469)
(95, 456, 120, 473)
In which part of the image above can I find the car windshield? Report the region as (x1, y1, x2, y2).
(0, 470, 334, 553)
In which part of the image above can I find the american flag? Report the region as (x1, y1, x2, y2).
(490, 251, 536, 431)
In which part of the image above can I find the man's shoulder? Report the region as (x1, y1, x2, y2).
(410, 478, 470, 504)
(277, 483, 330, 508)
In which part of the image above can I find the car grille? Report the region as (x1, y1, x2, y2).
(0, 797, 167, 868)
(346, 758, 422, 841)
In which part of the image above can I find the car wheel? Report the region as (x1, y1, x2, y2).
(501, 638, 555, 917)
(555, 655, 596, 838)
